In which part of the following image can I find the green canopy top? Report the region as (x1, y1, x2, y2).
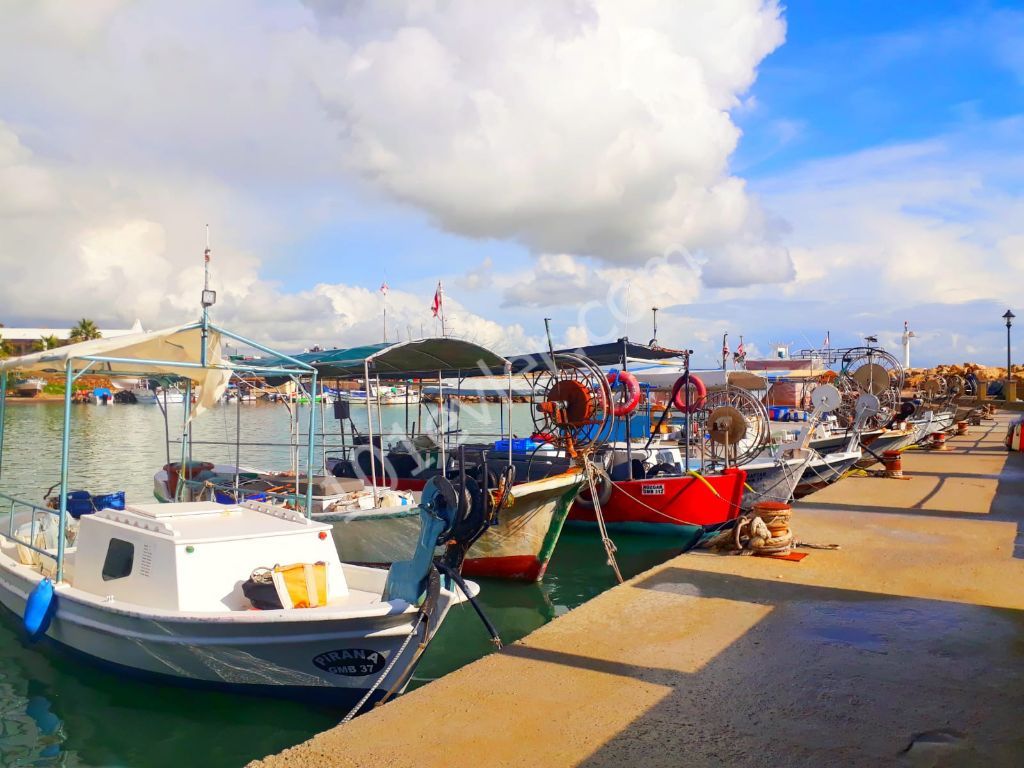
(261, 337, 510, 379)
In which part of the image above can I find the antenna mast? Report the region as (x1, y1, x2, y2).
(199, 225, 217, 366)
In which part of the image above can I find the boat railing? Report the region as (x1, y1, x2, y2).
(0, 490, 63, 560)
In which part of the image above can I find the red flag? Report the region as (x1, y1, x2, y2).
(204, 248, 211, 263)
(380, 281, 389, 295)
(736, 340, 745, 357)
(431, 282, 442, 317)
(722, 339, 729, 357)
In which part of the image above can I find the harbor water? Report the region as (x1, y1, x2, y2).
(0, 401, 689, 767)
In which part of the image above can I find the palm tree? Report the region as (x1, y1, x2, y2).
(69, 319, 101, 343)
(33, 334, 62, 352)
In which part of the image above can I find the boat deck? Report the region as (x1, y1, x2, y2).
(251, 412, 1024, 767)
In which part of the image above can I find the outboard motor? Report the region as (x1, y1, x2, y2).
(434, 446, 507, 646)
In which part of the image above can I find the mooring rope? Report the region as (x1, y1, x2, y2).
(581, 455, 623, 583)
(340, 610, 424, 725)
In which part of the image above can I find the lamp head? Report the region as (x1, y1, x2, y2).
(1004, 309, 1015, 327)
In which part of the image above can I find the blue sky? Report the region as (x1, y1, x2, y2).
(0, 1, 1021, 367)
(736, 1, 1024, 177)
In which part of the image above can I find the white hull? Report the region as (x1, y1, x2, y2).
(338, 390, 422, 406)
(795, 450, 861, 497)
(14, 379, 45, 397)
(741, 454, 810, 508)
(0, 521, 468, 702)
(319, 472, 584, 580)
(132, 387, 185, 404)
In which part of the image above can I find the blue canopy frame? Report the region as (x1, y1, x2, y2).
(0, 319, 317, 583)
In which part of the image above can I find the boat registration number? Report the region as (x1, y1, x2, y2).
(641, 484, 665, 495)
(313, 648, 387, 677)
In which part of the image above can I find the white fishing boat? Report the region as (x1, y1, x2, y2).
(338, 384, 421, 405)
(14, 378, 45, 397)
(0, 498, 470, 704)
(0, 317, 477, 705)
(318, 470, 584, 581)
(132, 385, 185, 404)
(91, 387, 114, 405)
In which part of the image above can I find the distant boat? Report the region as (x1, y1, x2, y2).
(92, 387, 114, 405)
(132, 385, 185, 405)
(338, 384, 421, 405)
(13, 378, 45, 398)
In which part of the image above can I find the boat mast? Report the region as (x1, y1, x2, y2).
(200, 225, 217, 367)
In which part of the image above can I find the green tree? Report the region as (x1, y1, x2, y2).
(69, 319, 101, 343)
(0, 323, 10, 359)
(33, 334, 62, 352)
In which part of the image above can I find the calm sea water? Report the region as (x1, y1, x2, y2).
(0, 401, 686, 768)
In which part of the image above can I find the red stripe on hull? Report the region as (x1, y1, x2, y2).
(570, 468, 746, 529)
(461, 554, 546, 582)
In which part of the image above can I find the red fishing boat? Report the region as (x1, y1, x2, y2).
(568, 467, 747, 547)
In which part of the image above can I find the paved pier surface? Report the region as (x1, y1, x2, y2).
(253, 413, 1024, 768)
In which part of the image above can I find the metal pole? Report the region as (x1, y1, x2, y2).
(438, 370, 445, 478)
(200, 225, 211, 367)
(234, 380, 241, 498)
(1008, 322, 1012, 380)
(684, 350, 691, 474)
(622, 337, 633, 482)
(305, 370, 317, 517)
(507, 365, 513, 468)
(177, 382, 191, 500)
(56, 361, 73, 583)
(364, 362, 378, 504)
(0, 371, 6, 482)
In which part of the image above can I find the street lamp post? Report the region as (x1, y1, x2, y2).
(1004, 310, 1016, 402)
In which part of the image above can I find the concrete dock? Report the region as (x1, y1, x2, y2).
(253, 413, 1024, 767)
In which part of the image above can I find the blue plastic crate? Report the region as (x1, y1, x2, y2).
(493, 438, 544, 453)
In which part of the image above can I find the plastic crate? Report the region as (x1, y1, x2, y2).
(493, 438, 544, 453)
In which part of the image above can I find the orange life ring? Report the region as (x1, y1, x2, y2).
(606, 370, 641, 417)
(672, 373, 706, 412)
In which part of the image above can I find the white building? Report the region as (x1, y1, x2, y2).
(0, 320, 144, 356)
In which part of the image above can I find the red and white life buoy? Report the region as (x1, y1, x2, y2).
(606, 370, 641, 417)
(672, 373, 706, 412)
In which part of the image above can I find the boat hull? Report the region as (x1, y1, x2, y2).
(741, 456, 808, 509)
(323, 472, 585, 582)
(794, 451, 862, 498)
(0, 552, 461, 704)
(568, 468, 746, 545)
(855, 429, 916, 468)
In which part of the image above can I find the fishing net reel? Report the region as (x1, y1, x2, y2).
(530, 353, 613, 457)
(834, 347, 903, 428)
(700, 386, 770, 467)
(944, 374, 965, 401)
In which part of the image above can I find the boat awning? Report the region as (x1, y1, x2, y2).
(509, 340, 683, 373)
(629, 366, 768, 391)
(0, 323, 285, 415)
(274, 338, 511, 379)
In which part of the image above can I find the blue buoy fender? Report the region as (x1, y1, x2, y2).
(24, 578, 57, 641)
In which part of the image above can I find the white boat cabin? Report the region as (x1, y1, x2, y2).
(68, 501, 349, 612)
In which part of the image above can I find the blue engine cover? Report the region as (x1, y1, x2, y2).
(24, 578, 57, 640)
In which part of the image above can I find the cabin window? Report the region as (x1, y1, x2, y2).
(101, 538, 134, 581)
